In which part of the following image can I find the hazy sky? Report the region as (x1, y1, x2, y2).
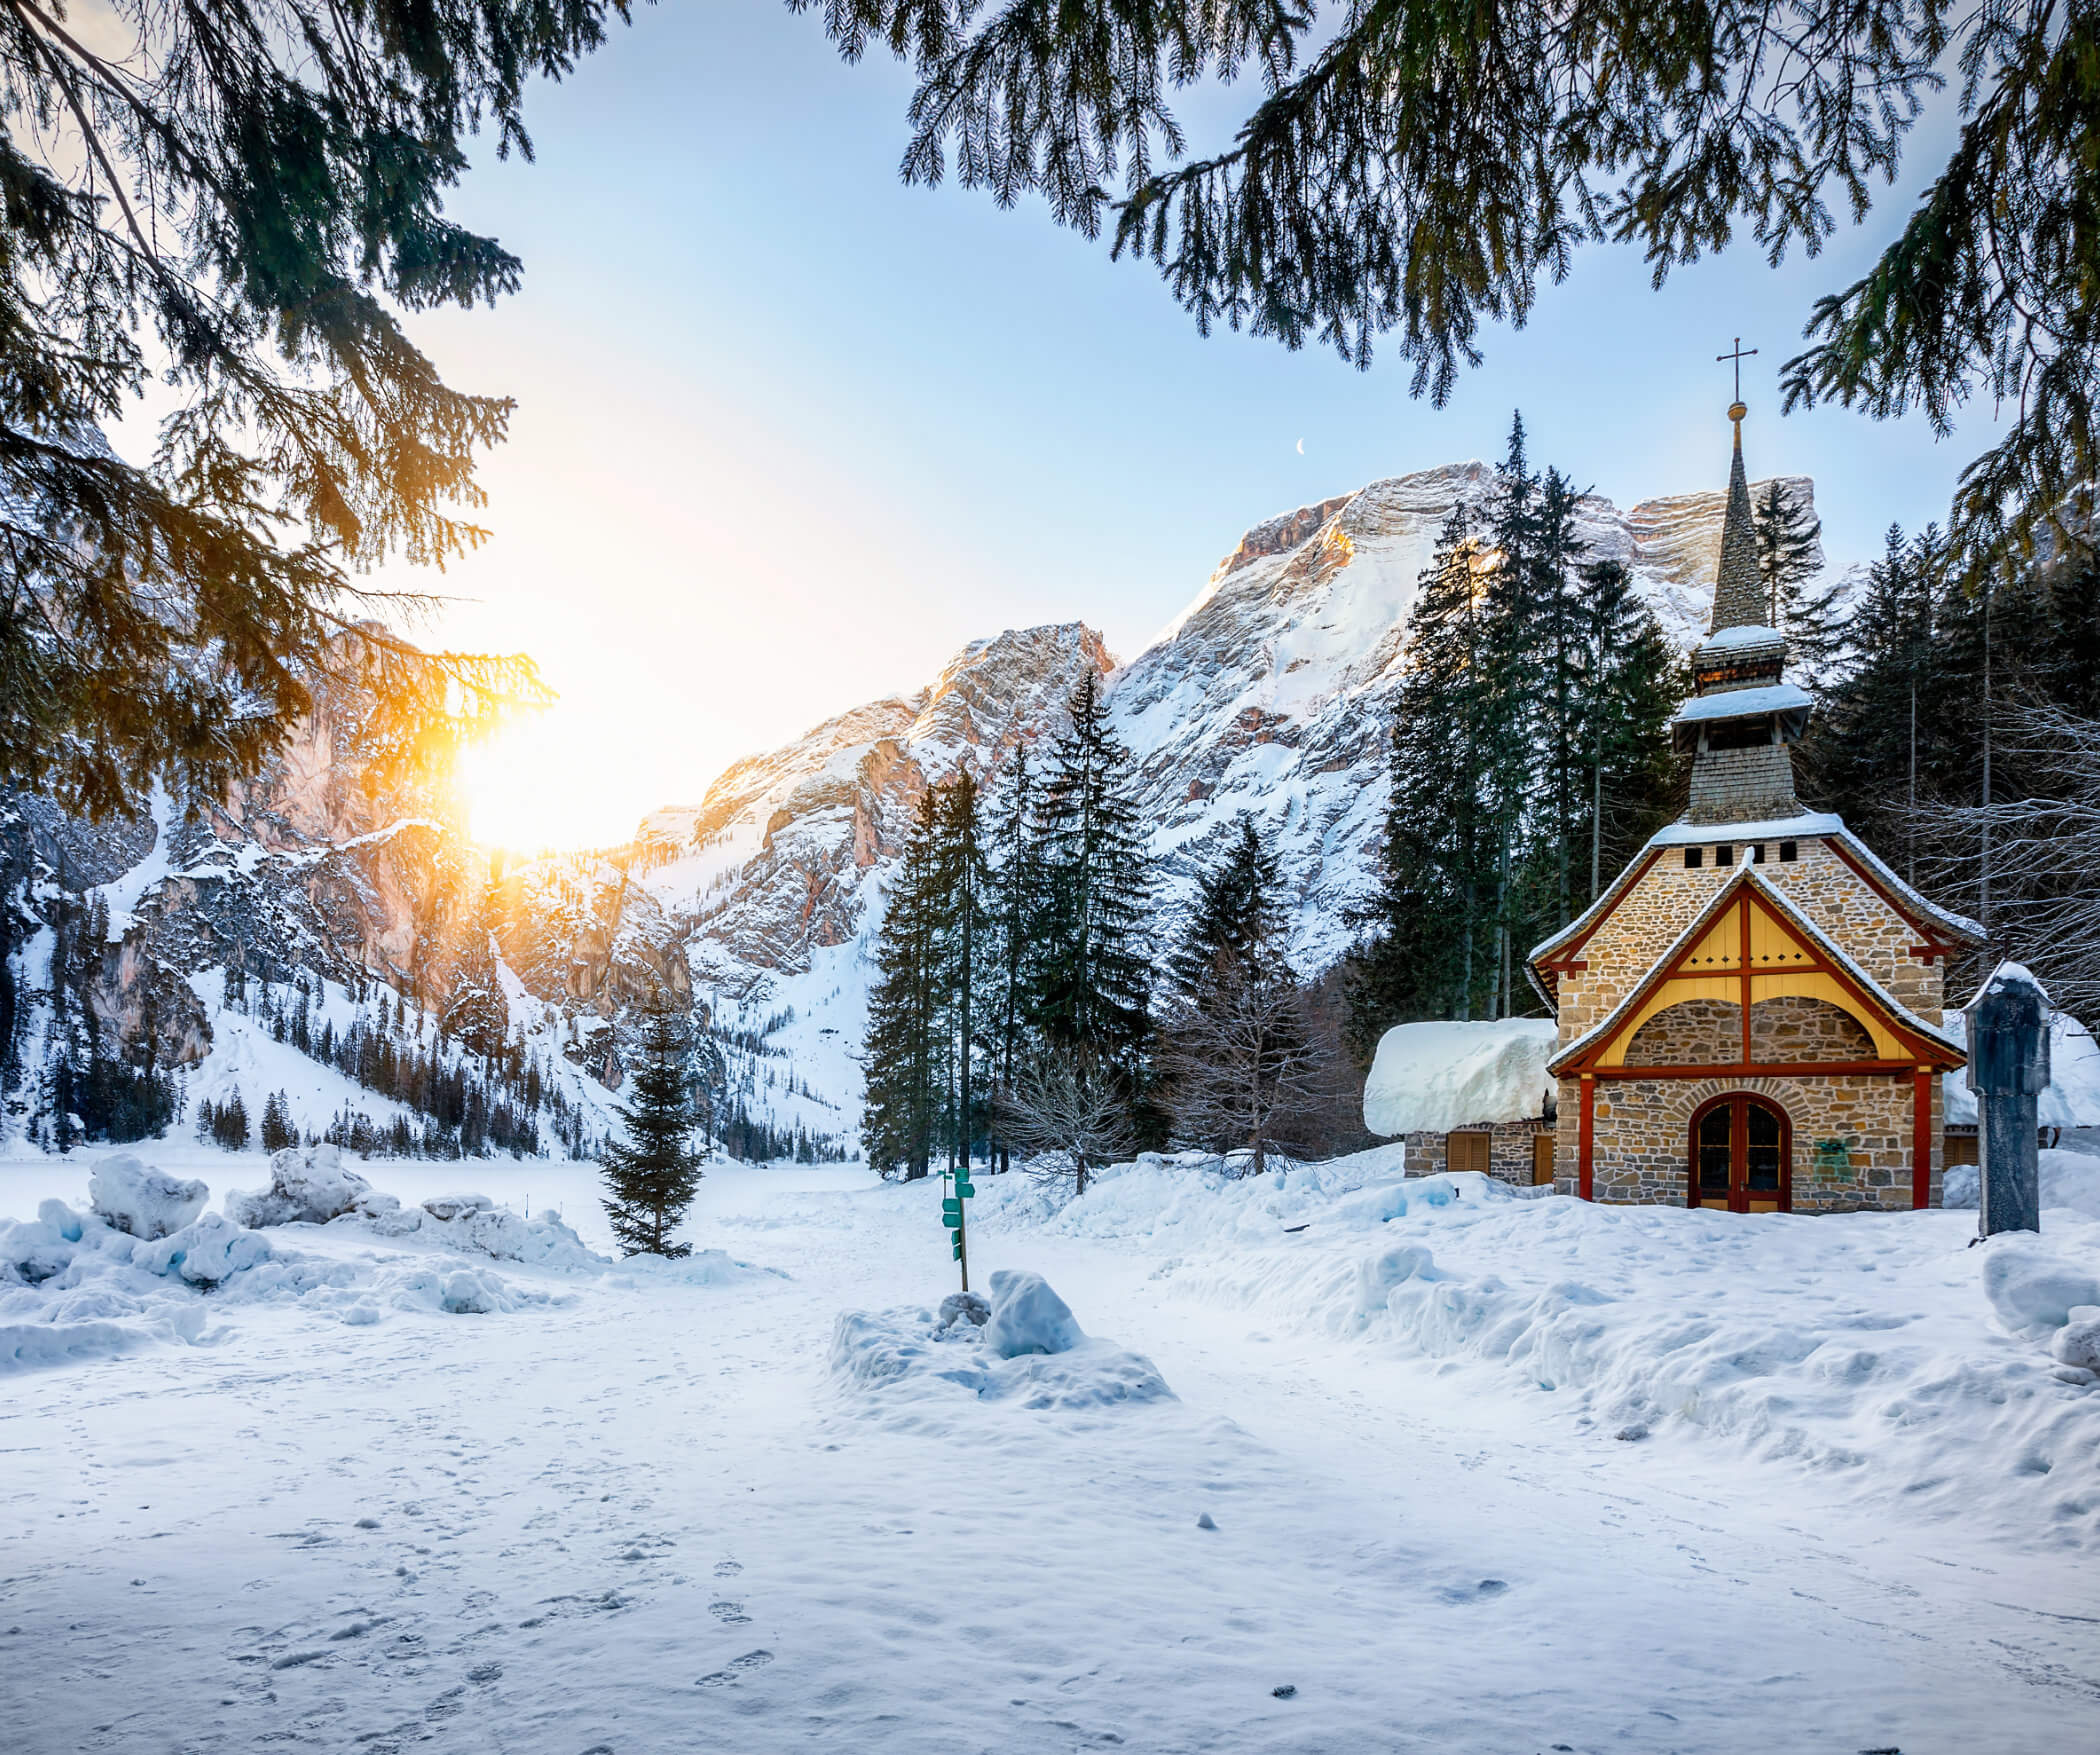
(343, 6, 2004, 850)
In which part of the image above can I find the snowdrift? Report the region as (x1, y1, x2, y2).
(971, 1147, 2100, 1546)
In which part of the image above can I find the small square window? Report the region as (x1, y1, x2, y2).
(1684, 847, 1703, 869)
(1714, 843, 1733, 866)
(1778, 840, 1798, 863)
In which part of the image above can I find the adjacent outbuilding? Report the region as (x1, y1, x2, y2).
(1362, 1018, 1559, 1187)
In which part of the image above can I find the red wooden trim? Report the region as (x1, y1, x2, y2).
(1912, 1067, 1932, 1209)
(1739, 900, 1753, 1063)
(1593, 1060, 1916, 1080)
(1907, 944, 1950, 963)
(1578, 1076, 1594, 1201)
(1538, 849, 1663, 972)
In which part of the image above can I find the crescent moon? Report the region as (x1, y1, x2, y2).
(1295, 438, 1304, 455)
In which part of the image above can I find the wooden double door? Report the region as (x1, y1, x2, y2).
(1690, 1094, 1791, 1213)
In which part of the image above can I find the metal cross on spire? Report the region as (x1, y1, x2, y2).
(1716, 336, 1758, 405)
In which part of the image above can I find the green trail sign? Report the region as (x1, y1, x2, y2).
(943, 1168, 974, 1290)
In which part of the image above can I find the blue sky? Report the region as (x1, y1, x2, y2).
(394, 6, 2004, 848)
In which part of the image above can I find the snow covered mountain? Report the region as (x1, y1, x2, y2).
(0, 460, 1827, 1156)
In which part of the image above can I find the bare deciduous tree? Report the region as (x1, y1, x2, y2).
(1916, 703, 2100, 1017)
(994, 1056, 1135, 1198)
(1156, 965, 1329, 1178)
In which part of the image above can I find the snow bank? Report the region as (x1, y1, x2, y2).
(1363, 1019, 1556, 1136)
(976, 1145, 2100, 1546)
(830, 1272, 1172, 1412)
(225, 1145, 372, 1227)
(88, 1154, 208, 1239)
(1944, 1147, 2100, 1220)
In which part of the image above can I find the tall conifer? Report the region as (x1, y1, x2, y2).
(600, 995, 704, 1257)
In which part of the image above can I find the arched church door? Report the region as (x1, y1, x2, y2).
(1689, 1095, 1792, 1213)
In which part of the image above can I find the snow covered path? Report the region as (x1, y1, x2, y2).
(3, 1161, 2097, 1753)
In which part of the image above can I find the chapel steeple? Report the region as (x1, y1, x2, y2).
(1668, 396, 1810, 824)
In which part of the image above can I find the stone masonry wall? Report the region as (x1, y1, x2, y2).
(1551, 1072, 1942, 1212)
(1405, 1119, 1549, 1189)
(1620, 994, 1876, 1066)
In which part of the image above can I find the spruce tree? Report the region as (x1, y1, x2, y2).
(861, 788, 943, 1178)
(984, 748, 1042, 1170)
(1032, 671, 1153, 1090)
(1168, 815, 1288, 1010)
(930, 770, 991, 1169)
(1349, 504, 1490, 1046)
(600, 997, 704, 1258)
(1575, 559, 1685, 901)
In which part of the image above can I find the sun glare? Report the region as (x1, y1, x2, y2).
(457, 714, 650, 855)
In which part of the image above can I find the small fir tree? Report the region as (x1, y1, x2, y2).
(600, 996, 704, 1257)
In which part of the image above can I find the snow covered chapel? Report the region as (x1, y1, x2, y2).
(1525, 402, 1983, 1212)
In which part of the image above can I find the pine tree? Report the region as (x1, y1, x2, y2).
(260, 1091, 297, 1153)
(600, 996, 704, 1257)
(1167, 815, 1288, 1010)
(0, 5, 622, 817)
(984, 747, 1042, 1170)
(1349, 504, 1491, 1045)
(1032, 671, 1154, 1095)
(861, 789, 943, 1178)
(930, 770, 990, 1170)
(1575, 558, 1685, 901)
(1159, 818, 1313, 1174)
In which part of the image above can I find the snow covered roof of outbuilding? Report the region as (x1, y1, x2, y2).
(1363, 1019, 1558, 1137)
(1942, 1006, 2100, 1129)
(1695, 623, 1786, 652)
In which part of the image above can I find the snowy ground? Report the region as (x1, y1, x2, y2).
(4, 1144, 2099, 1754)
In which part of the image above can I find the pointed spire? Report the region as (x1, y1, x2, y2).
(1709, 403, 1766, 633)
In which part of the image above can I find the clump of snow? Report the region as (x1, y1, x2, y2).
(132, 1212, 275, 1287)
(1981, 1240, 2100, 1338)
(225, 1145, 373, 1227)
(2054, 1309, 2100, 1373)
(1363, 1019, 1556, 1136)
(421, 1192, 493, 1221)
(938, 1290, 989, 1330)
(982, 1268, 1084, 1358)
(87, 1154, 208, 1239)
(603, 1246, 783, 1288)
(831, 1276, 1172, 1412)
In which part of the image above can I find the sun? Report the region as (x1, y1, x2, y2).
(456, 713, 648, 854)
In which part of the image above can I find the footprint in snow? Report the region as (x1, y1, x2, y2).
(709, 1601, 752, 1624)
(713, 1560, 743, 1577)
(696, 1650, 774, 1687)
